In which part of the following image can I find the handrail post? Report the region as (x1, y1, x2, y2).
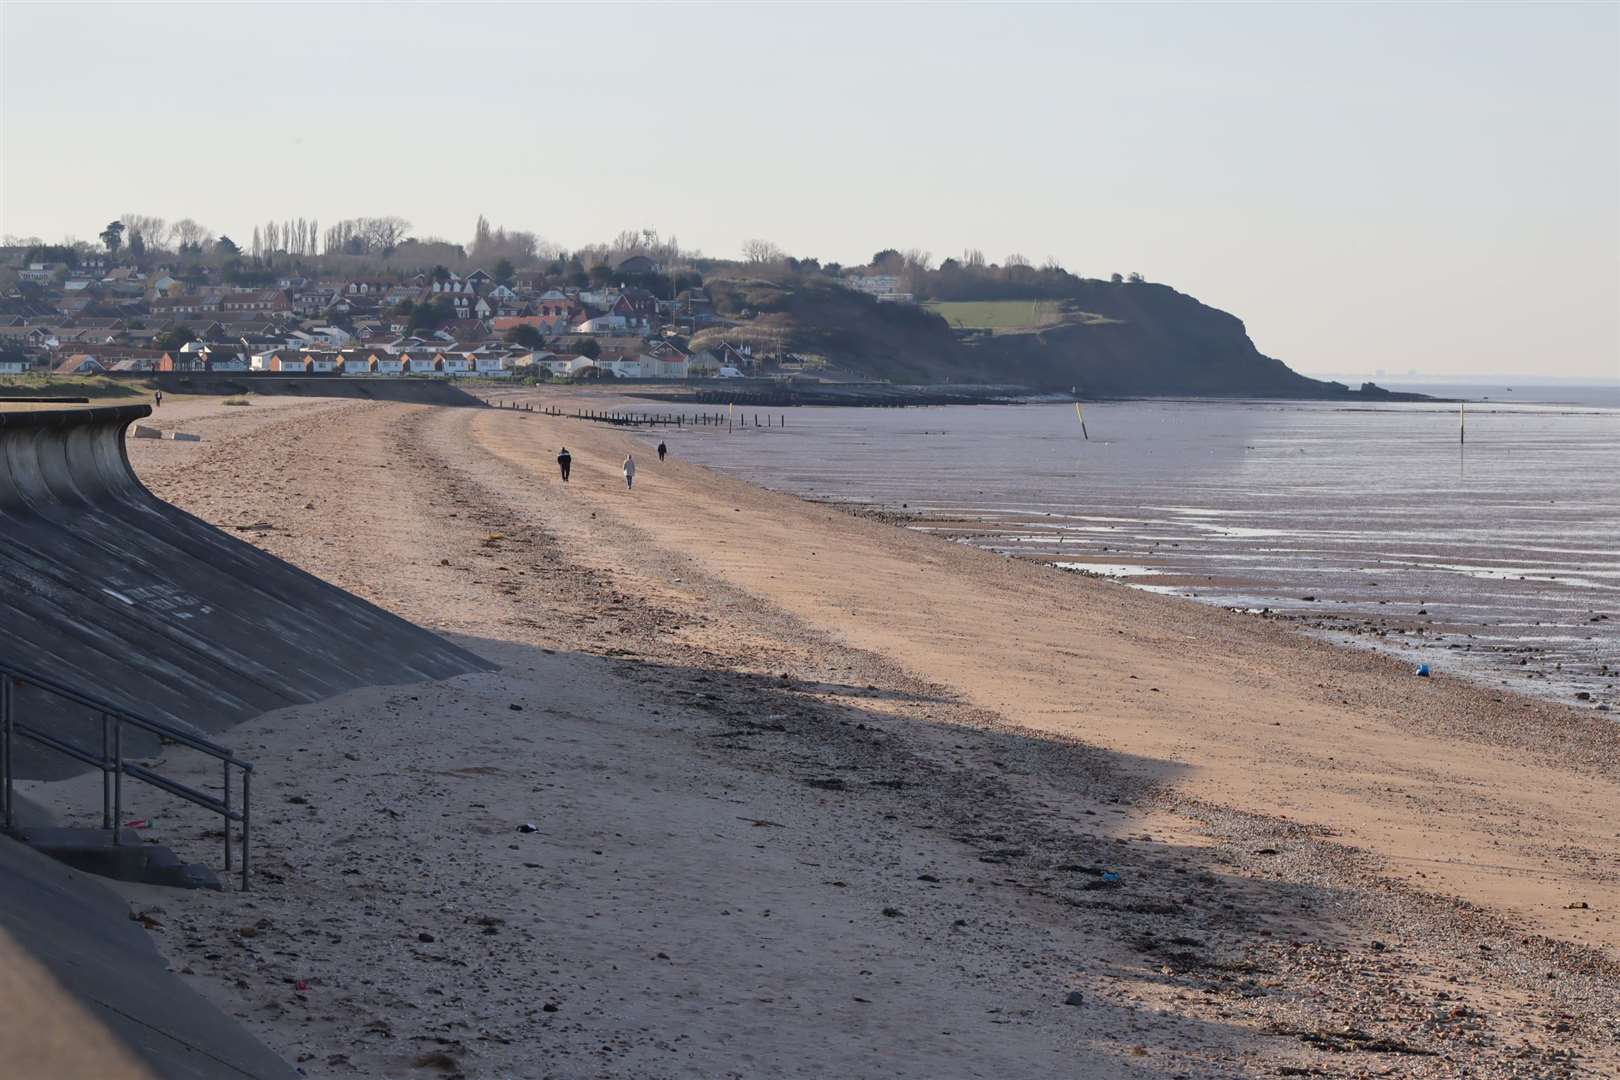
(112, 717, 123, 845)
(241, 769, 251, 891)
(101, 712, 112, 830)
(222, 760, 231, 876)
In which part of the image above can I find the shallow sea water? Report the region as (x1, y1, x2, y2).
(652, 392, 1619, 709)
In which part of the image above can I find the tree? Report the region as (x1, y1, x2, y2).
(172, 219, 211, 251)
(215, 235, 240, 256)
(100, 220, 125, 255)
(493, 258, 515, 285)
(1127, 272, 1144, 284)
(504, 324, 544, 349)
(431, 264, 451, 283)
(1110, 272, 1124, 284)
(363, 216, 411, 256)
(155, 325, 197, 351)
(871, 248, 901, 267)
(570, 337, 601, 359)
(408, 297, 455, 332)
(121, 214, 169, 252)
(1004, 253, 1031, 268)
(742, 239, 784, 264)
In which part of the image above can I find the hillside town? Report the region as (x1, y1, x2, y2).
(0, 219, 920, 383)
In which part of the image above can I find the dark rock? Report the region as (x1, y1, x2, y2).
(1064, 991, 1085, 1006)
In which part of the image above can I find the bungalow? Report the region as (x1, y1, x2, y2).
(221, 289, 291, 315)
(435, 352, 474, 375)
(575, 315, 630, 335)
(54, 353, 105, 375)
(341, 353, 376, 375)
(642, 340, 690, 379)
(0, 355, 30, 375)
(305, 352, 340, 374)
(472, 355, 510, 377)
(157, 352, 205, 372)
(206, 352, 250, 372)
(269, 352, 310, 373)
(373, 353, 405, 375)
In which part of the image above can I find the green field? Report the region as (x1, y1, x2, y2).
(923, 299, 1066, 331)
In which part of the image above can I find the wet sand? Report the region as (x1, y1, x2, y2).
(25, 391, 1618, 1078)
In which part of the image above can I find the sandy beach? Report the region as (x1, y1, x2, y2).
(25, 390, 1617, 1079)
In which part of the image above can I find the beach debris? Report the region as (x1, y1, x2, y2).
(1574, 691, 1591, 701)
(541, 1002, 559, 1013)
(1063, 991, 1086, 1007)
(1414, 663, 1430, 677)
(508, 703, 524, 711)
(417, 932, 435, 943)
(1081, 871, 1123, 891)
(129, 910, 163, 930)
(1565, 901, 1589, 909)
(124, 818, 148, 829)
(516, 822, 539, 833)
(881, 907, 904, 918)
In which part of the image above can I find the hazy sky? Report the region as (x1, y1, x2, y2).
(3, 2, 1616, 380)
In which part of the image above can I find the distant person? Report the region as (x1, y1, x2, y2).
(557, 447, 572, 482)
(657, 441, 667, 462)
(622, 453, 636, 490)
(153, 389, 163, 408)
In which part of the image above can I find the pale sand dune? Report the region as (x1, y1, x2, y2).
(25, 394, 1611, 1078)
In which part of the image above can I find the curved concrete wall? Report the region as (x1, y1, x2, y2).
(0, 404, 492, 775)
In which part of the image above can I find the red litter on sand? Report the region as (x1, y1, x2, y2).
(295, 980, 309, 992)
(124, 819, 148, 829)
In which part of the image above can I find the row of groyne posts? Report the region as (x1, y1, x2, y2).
(492, 400, 786, 430)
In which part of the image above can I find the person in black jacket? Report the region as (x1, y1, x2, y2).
(657, 441, 667, 462)
(557, 447, 572, 482)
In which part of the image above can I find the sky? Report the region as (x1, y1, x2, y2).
(2, 2, 1616, 381)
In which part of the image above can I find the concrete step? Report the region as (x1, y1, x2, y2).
(11, 826, 221, 890)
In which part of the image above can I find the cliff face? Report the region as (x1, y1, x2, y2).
(972, 282, 1328, 396)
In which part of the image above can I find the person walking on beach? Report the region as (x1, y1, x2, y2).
(657, 441, 667, 462)
(622, 453, 636, 490)
(153, 389, 163, 409)
(557, 446, 572, 482)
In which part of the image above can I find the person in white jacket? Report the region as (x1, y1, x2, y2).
(622, 453, 636, 490)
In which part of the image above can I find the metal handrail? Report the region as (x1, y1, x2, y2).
(0, 663, 252, 890)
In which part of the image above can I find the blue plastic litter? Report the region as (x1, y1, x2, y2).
(1415, 663, 1430, 677)
(1101, 871, 1121, 883)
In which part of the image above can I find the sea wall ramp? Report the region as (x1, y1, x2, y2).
(0, 404, 494, 778)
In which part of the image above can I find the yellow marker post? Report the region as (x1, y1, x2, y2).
(1075, 401, 1089, 441)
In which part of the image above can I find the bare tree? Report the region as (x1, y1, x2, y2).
(171, 219, 212, 250)
(901, 248, 933, 272)
(251, 226, 262, 258)
(362, 216, 411, 256)
(962, 248, 986, 269)
(121, 213, 170, 251)
(742, 238, 784, 264)
(1004, 253, 1031, 268)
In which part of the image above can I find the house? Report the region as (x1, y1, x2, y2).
(0, 356, 30, 374)
(610, 287, 659, 333)
(269, 352, 310, 373)
(687, 350, 722, 377)
(440, 318, 490, 343)
(305, 352, 340, 373)
(574, 315, 630, 335)
(342, 353, 376, 375)
(152, 294, 221, 317)
(435, 352, 474, 375)
(713, 342, 756, 371)
(221, 289, 291, 315)
(846, 275, 913, 303)
(641, 339, 690, 379)
(157, 352, 205, 372)
(616, 254, 662, 275)
(534, 290, 583, 334)
(54, 353, 105, 375)
(471, 355, 510, 377)
(206, 352, 250, 372)
(463, 268, 493, 290)
(345, 281, 390, 296)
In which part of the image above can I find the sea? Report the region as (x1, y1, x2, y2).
(651, 385, 1620, 709)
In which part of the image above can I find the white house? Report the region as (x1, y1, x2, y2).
(574, 315, 631, 335)
(847, 275, 913, 303)
(437, 352, 474, 375)
(0, 357, 29, 374)
(472, 356, 510, 377)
